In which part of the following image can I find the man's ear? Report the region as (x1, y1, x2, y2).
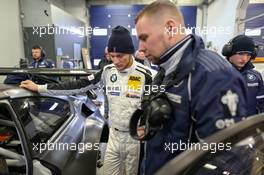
(165, 19, 177, 38)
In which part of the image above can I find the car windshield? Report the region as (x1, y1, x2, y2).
(10, 97, 71, 145)
(194, 132, 264, 175)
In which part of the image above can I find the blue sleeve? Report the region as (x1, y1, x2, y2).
(256, 73, 264, 113)
(191, 68, 248, 139)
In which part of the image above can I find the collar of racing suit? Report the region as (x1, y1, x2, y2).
(119, 57, 136, 74)
(158, 34, 200, 84)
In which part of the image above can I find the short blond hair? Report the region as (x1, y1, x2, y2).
(135, 0, 184, 25)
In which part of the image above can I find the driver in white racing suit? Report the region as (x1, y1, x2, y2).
(20, 25, 156, 175)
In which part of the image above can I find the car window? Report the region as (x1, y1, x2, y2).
(0, 107, 12, 121)
(194, 133, 264, 175)
(10, 97, 71, 144)
(0, 113, 26, 174)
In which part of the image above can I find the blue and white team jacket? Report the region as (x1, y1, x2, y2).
(142, 35, 248, 175)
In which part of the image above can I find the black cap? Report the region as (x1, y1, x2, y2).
(107, 26, 135, 54)
(231, 35, 255, 56)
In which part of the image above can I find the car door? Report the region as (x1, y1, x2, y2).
(9, 96, 73, 174)
(156, 114, 264, 175)
(0, 101, 33, 175)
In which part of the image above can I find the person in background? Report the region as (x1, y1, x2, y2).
(28, 45, 55, 68)
(98, 47, 112, 69)
(134, 1, 248, 174)
(4, 45, 55, 84)
(135, 50, 151, 67)
(222, 34, 264, 115)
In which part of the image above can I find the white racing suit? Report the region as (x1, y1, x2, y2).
(37, 60, 155, 175)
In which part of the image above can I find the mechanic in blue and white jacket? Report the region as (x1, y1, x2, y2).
(28, 45, 55, 68)
(4, 45, 55, 84)
(222, 35, 264, 115)
(135, 1, 248, 174)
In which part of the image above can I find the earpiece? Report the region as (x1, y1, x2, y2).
(222, 35, 258, 59)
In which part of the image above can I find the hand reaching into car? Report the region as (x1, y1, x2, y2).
(20, 80, 38, 92)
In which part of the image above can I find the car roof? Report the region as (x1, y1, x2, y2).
(0, 84, 37, 99)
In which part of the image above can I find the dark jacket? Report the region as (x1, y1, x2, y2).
(238, 62, 264, 115)
(97, 58, 112, 70)
(28, 57, 55, 68)
(142, 35, 248, 174)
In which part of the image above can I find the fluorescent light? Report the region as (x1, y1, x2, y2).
(93, 28, 108, 36)
(245, 28, 261, 36)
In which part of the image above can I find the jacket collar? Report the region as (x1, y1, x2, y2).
(32, 57, 44, 63)
(119, 57, 136, 73)
(159, 34, 202, 84)
(239, 61, 254, 73)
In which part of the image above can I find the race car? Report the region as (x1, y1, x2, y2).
(0, 69, 109, 175)
(156, 114, 264, 175)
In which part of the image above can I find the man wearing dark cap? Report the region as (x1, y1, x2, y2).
(222, 34, 264, 115)
(4, 45, 55, 84)
(29, 45, 55, 68)
(20, 25, 156, 175)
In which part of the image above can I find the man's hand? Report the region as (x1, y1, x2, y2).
(137, 126, 145, 139)
(20, 80, 38, 92)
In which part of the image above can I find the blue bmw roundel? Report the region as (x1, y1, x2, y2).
(110, 74, 117, 82)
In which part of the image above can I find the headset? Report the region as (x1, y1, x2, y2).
(222, 35, 259, 59)
(31, 45, 46, 58)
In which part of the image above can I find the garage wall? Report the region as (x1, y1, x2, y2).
(245, 3, 264, 57)
(206, 0, 240, 54)
(0, 0, 24, 67)
(0, 0, 24, 82)
(89, 5, 197, 68)
(51, 4, 87, 66)
(22, 0, 52, 27)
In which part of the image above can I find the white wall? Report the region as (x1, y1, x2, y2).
(0, 0, 24, 67)
(22, 0, 52, 27)
(51, 0, 88, 23)
(196, 7, 203, 31)
(87, 0, 202, 5)
(205, 0, 240, 54)
(51, 5, 85, 29)
(64, 0, 87, 23)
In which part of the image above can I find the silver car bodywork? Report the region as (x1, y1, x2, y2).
(0, 84, 108, 175)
